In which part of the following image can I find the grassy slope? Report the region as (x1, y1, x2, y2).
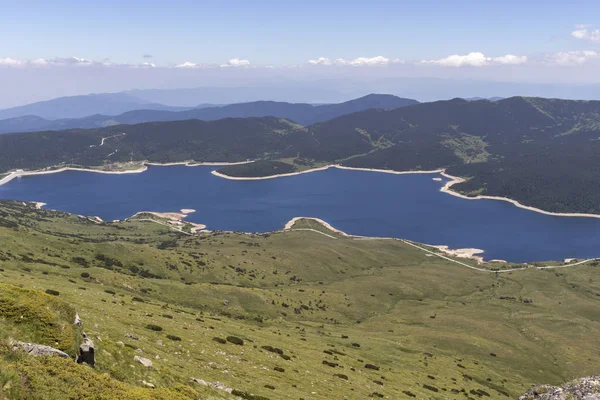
(0, 202, 599, 399)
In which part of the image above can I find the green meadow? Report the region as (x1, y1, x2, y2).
(0, 200, 599, 399)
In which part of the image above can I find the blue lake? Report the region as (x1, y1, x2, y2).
(1, 165, 600, 263)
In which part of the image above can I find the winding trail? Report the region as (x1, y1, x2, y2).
(89, 133, 127, 148)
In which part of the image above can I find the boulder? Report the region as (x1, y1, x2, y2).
(77, 336, 95, 367)
(134, 355, 153, 367)
(11, 339, 69, 358)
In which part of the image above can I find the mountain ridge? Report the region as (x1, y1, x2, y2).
(0, 94, 418, 134)
(0, 93, 192, 121)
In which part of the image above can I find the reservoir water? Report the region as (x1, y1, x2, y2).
(1, 165, 599, 263)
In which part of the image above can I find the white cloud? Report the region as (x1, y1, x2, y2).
(50, 57, 94, 66)
(308, 57, 333, 65)
(0, 57, 26, 66)
(308, 56, 399, 66)
(0, 57, 99, 67)
(492, 54, 528, 65)
(571, 26, 600, 42)
(342, 56, 390, 66)
(548, 50, 598, 65)
(422, 52, 491, 67)
(422, 52, 528, 67)
(175, 61, 199, 68)
(221, 58, 251, 67)
(30, 58, 49, 65)
(137, 62, 156, 68)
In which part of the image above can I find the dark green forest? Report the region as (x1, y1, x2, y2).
(1, 96, 600, 214)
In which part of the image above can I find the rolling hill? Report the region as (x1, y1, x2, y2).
(0, 94, 418, 134)
(0, 201, 599, 399)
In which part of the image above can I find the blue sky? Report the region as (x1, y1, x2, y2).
(3, 0, 599, 65)
(1, 0, 600, 107)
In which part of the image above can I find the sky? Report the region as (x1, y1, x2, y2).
(1, 0, 600, 107)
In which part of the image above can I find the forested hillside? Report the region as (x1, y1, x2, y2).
(1, 97, 600, 213)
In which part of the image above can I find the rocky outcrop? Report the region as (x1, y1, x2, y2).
(10, 339, 69, 358)
(190, 377, 233, 393)
(134, 355, 153, 367)
(519, 376, 600, 400)
(76, 333, 95, 367)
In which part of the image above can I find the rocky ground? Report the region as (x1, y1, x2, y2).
(519, 376, 600, 400)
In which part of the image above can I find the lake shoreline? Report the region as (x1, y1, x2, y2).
(0, 160, 253, 186)
(5, 160, 600, 220)
(212, 164, 600, 219)
(283, 216, 490, 263)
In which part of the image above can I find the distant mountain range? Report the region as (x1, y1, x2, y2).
(0, 94, 418, 134)
(464, 97, 505, 101)
(0, 93, 192, 121)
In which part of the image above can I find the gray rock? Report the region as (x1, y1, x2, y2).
(125, 333, 139, 340)
(77, 336, 95, 367)
(73, 313, 82, 326)
(11, 339, 69, 358)
(191, 378, 208, 386)
(190, 378, 232, 393)
(134, 355, 153, 367)
(519, 376, 600, 400)
(142, 380, 155, 388)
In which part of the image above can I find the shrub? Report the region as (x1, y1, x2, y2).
(231, 390, 271, 400)
(104, 290, 116, 295)
(226, 336, 244, 345)
(80, 272, 90, 278)
(166, 335, 181, 341)
(212, 337, 226, 344)
(45, 289, 60, 296)
(261, 345, 283, 355)
(145, 324, 163, 332)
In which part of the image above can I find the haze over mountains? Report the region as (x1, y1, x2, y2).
(0, 94, 418, 134)
(0, 93, 194, 121)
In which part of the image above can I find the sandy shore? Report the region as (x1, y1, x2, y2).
(439, 171, 600, 219)
(145, 161, 252, 167)
(0, 165, 148, 186)
(430, 245, 486, 263)
(0, 160, 254, 187)
(283, 216, 351, 236)
(129, 210, 207, 233)
(211, 165, 335, 181)
(211, 164, 444, 181)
